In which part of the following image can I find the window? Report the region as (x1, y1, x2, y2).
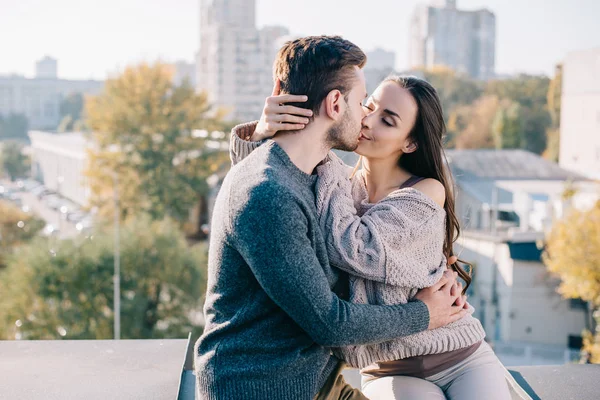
(569, 298, 588, 310)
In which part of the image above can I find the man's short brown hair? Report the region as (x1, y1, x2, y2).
(273, 36, 367, 118)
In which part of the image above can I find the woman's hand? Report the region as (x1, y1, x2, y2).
(253, 80, 314, 141)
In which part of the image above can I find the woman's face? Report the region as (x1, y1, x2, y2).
(355, 81, 419, 160)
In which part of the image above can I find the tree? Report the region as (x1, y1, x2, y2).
(0, 114, 29, 141)
(0, 200, 45, 269)
(485, 75, 552, 155)
(544, 65, 562, 162)
(0, 215, 207, 340)
(84, 62, 230, 227)
(544, 201, 600, 363)
(1, 141, 30, 181)
(420, 66, 483, 119)
(492, 102, 523, 149)
(451, 95, 500, 149)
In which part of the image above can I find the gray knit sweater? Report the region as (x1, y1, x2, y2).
(230, 122, 486, 370)
(195, 125, 431, 400)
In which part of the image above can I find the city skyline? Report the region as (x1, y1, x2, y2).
(1, 0, 599, 80)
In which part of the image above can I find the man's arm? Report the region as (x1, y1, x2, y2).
(233, 184, 464, 347)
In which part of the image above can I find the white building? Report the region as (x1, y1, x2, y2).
(559, 47, 600, 180)
(0, 58, 103, 129)
(35, 56, 58, 79)
(29, 131, 91, 206)
(196, 0, 289, 122)
(409, 0, 496, 80)
(446, 149, 598, 364)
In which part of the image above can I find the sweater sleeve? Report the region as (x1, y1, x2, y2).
(315, 154, 447, 289)
(229, 121, 263, 166)
(233, 182, 430, 347)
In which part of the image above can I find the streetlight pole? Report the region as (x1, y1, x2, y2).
(113, 172, 120, 340)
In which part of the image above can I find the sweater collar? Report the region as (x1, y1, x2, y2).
(266, 140, 318, 186)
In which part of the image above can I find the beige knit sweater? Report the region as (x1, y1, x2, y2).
(230, 122, 486, 369)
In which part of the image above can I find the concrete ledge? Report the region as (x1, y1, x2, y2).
(1, 339, 598, 399)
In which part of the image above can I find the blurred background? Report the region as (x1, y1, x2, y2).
(1, 0, 599, 367)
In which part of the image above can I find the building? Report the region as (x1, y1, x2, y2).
(35, 56, 58, 79)
(409, 0, 496, 80)
(28, 131, 92, 205)
(196, 0, 289, 122)
(559, 47, 600, 180)
(170, 61, 196, 87)
(446, 149, 599, 364)
(363, 48, 397, 94)
(0, 57, 103, 130)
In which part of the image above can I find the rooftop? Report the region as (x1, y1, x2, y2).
(446, 149, 587, 181)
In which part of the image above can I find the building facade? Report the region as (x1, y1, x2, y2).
(28, 131, 91, 205)
(409, 0, 496, 80)
(0, 58, 103, 130)
(196, 0, 289, 122)
(560, 47, 600, 180)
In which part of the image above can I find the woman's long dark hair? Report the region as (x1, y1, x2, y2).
(386, 75, 472, 292)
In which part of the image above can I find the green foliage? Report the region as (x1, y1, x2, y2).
(0, 200, 45, 269)
(1, 141, 30, 181)
(0, 114, 29, 141)
(0, 215, 207, 340)
(492, 102, 523, 149)
(59, 93, 84, 121)
(433, 71, 555, 155)
(84, 62, 230, 224)
(544, 201, 600, 363)
(420, 67, 483, 118)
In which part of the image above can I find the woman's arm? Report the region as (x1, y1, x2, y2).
(315, 154, 447, 288)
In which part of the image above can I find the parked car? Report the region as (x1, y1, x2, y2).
(44, 195, 62, 210)
(41, 224, 60, 237)
(67, 210, 88, 223)
(76, 217, 94, 233)
(18, 179, 42, 192)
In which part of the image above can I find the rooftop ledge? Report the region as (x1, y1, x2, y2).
(0, 339, 598, 400)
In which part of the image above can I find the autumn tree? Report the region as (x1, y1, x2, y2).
(544, 201, 600, 363)
(544, 65, 562, 161)
(0, 215, 207, 340)
(450, 95, 500, 149)
(84, 62, 230, 232)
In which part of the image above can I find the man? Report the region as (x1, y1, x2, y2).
(195, 36, 466, 400)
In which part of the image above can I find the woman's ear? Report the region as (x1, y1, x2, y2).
(404, 139, 418, 154)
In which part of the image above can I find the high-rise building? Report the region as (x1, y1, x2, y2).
(560, 48, 600, 180)
(363, 49, 397, 94)
(196, 0, 289, 122)
(409, 0, 495, 80)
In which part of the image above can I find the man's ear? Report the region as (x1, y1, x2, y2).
(323, 89, 344, 121)
(404, 139, 418, 154)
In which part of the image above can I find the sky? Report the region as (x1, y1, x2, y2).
(1, 0, 599, 80)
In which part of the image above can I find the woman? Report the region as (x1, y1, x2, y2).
(230, 76, 529, 400)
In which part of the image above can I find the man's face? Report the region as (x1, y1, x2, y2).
(326, 67, 368, 152)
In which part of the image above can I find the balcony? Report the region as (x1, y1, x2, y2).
(1, 338, 598, 399)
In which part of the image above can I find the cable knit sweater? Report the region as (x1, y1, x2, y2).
(230, 122, 486, 369)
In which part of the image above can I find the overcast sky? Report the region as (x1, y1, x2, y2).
(1, 0, 598, 80)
